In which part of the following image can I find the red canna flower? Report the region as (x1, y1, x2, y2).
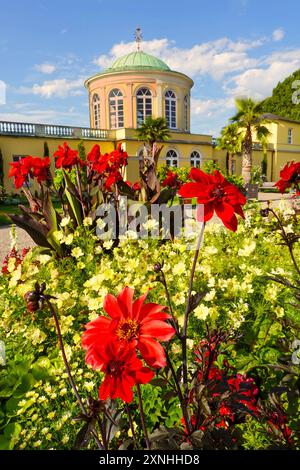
(162, 171, 182, 189)
(179, 168, 246, 232)
(87, 143, 128, 190)
(54, 142, 84, 170)
(8, 156, 34, 189)
(82, 287, 175, 368)
(31, 157, 51, 183)
(87, 144, 101, 164)
(274, 161, 300, 193)
(8, 156, 50, 189)
(125, 181, 141, 191)
(86, 341, 154, 403)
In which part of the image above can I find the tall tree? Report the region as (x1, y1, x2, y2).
(216, 123, 243, 175)
(261, 69, 300, 121)
(231, 98, 271, 184)
(136, 117, 170, 201)
(78, 140, 86, 161)
(43, 142, 49, 158)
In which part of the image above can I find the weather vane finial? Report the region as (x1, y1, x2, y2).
(135, 27, 142, 51)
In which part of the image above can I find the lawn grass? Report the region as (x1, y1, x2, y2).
(0, 202, 62, 226)
(0, 204, 22, 226)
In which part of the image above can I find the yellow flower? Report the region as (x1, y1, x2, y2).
(62, 435, 70, 444)
(194, 304, 210, 321)
(103, 240, 114, 250)
(71, 247, 84, 258)
(60, 216, 71, 227)
(173, 261, 186, 276)
(83, 217, 93, 227)
(64, 234, 74, 245)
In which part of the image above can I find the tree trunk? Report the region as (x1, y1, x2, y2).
(242, 127, 252, 184)
(226, 152, 230, 174)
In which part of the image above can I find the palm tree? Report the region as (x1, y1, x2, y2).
(136, 116, 170, 170)
(231, 98, 271, 184)
(216, 123, 243, 175)
(136, 117, 170, 202)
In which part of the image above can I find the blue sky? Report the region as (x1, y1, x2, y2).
(0, 0, 300, 135)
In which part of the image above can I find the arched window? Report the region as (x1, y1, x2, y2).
(93, 94, 100, 129)
(166, 149, 179, 168)
(109, 89, 124, 129)
(165, 90, 177, 129)
(184, 95, 189, 131)
(137, 88, 152, 126)
(190, 151, 202, 168)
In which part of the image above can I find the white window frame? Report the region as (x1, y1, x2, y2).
(136, 88, 152, 127)
(190, 150, 202, 168)
(184, 95, 189, 131)
(93, 94, 100, 129)
(109, 89, 124, 129)
(288, 128, 293, 144)
(166, 149, 179, 168)
(165, 90, 177, 129)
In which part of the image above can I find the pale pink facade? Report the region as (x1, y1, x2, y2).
(85, 70, 193, 132)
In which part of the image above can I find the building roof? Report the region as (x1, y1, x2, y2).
(106, 51, 171, 72)
(262, 113, 300, 125)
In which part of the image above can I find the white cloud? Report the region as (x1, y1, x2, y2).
(34, 63, 56, 74)
(272, 28, 285, 42)
(94, 36, 265, 80)
(191, 97, 234, 117)
(226, 48, 300, 99)
(0, 108, 84, 125)
(19, 78, 84, 98)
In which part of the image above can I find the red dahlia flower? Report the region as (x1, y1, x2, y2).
(82, 287, 175, 368)
(274, 161, 300, 193)
(86, 341, 154, 403)
(54, 142, 84, 170)
(179, 168, 246, 232)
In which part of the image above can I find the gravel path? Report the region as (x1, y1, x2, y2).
(0, 193, 295, 264)
(0, 226, 35, 262)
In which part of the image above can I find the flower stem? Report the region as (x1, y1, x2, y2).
(181, 222, 206, 427)
(160, 270, 180, 337)
(75, 164, 86, 219)
(43, 297, 103, 450)
(165, 350, 191, 433)
(269, 209, 300, 276)
(125, 404, 137, 449)
(136, 384, 151, 450)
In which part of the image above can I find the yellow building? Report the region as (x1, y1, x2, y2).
(1, 48, 300, 192)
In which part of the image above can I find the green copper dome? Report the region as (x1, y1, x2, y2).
(107, 51, 171, 72)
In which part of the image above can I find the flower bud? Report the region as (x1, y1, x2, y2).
(260, 208, 270, 218)
(153, 262, 162, 273)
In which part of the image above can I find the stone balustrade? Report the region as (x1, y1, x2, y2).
(0, 121, 108, 140)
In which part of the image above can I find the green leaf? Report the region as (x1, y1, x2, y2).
(42, 189, 59, 232)
(46, 229, 63, 256)
(64, 172, 83, 227)
(9, 214, 53, 249)
(4, 422, 22, 439)
(13, 374, 35, 398)
(5, 397, 20, 417)
(156, 188, 176, 205)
